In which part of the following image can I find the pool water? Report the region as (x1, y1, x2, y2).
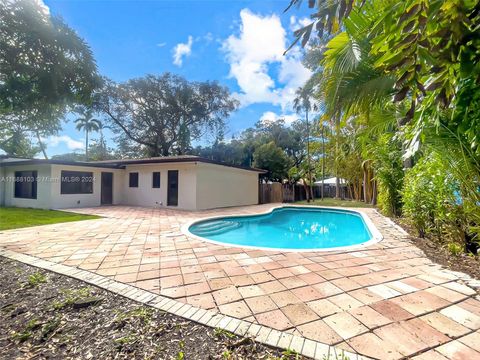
(189, 207, 374, 250)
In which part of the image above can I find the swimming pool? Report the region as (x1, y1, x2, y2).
(186, 206, 382, 251)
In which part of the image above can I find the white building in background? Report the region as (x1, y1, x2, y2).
(314, 177, 347, 186)
(0, 155, 265, 210)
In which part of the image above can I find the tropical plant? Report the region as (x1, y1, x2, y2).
(286, 0, 480, 254)
(402, 152, 459, 239)
(289, 0, 480, 153)
(369, 134, 404, 216)
(74, 108, 102, 161)
(424, 126, 480, 251)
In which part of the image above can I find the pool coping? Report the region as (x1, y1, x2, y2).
(181, 204, 384, 253)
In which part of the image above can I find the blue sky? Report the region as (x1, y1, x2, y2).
(42, 0, 312, 156)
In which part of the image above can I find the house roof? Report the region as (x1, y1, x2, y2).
(91, 156, 266, 173)
(0, 155, 267, 173)
(0, 155, 32, 162)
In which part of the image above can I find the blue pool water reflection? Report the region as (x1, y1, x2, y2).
(189, 207, 374, 250)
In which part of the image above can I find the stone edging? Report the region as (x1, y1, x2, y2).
(0, 247, 372, 360)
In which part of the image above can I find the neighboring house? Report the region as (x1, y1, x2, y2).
(0, 155, 265, 210)
(314, 177, 347, 187)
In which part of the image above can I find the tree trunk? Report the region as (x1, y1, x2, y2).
(347, 183, 353, 200)
(85, 130, 89, 161)
(336, 176, 340, 199)
(371, 178, 377, 205)
(334, 115, 340, 198)
(306, 109, 313, 203)
(303, 181, 310, 202)
(100, 131, 107, 160)
(321, 126, 325, 200)
(161, 145, 169, 157)
(363, 167, 369, 203)
(35, 130, 48, 159)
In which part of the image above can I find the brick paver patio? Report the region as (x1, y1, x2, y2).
(1, 204, 479, 359)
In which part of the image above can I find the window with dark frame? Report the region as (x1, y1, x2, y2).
(61, 170, 94, 194)
(129, 172, 139, 188)
(152, 172, 160, 188)
(14, 170, 37, 199)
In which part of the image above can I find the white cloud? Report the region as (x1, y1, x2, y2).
(260, 111, 299, 126)
(157, 42, 167, 47)
(222, 9, 312, 111)
(44, 135, 84, 151)
(172, 36, 193, 67)
(289, 15, 310, 32)
(35, 0, 50, 15)
(203, 32, 214, 43)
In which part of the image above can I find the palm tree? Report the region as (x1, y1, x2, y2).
(74, 108, 101, 161)
(97, 122, 112, 160)
(310, 6, 397, 200)
(293, 86, 318, 202)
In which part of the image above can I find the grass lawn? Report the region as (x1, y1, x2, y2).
(295, 198, 373, 208)
(0, 207, 100, 231)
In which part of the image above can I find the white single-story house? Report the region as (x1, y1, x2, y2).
(0, 155, 266, 210)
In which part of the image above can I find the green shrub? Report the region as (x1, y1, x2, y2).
(402, 153, 462, 240)
(447, 243, 463, 256)
(372, 135, 404, 216)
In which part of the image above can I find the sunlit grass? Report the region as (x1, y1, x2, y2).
(0, 207, 100, 231)
(294, 198, 373, 208)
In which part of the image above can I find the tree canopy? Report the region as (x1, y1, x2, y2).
(0, 0, 100, 114)
(191, 118, 311, 181)
(0, 0, 101, 157)
(97, 74, 239, 157)
(253, 142, 291, 182)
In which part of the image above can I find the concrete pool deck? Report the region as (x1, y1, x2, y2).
(0, 204, 479, 359)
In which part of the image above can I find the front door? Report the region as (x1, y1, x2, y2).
(167, 170, 178, 206)
(101, 172, 113, 205)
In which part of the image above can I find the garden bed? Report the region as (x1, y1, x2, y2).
(397, 219, 480, 280)
(0, 257, 297, 360)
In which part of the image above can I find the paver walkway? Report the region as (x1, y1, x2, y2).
(1, 204, 479, 359)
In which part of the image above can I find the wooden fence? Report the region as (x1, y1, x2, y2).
(259, 182, 283, 203)
(259, 182, 353, 204)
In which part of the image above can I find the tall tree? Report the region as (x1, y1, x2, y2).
(74, 108, 101, 161)
(87, 140, 116, 161)
(97, 74, 238, 157)
(0, 126, 40, 158)
(93, 122, 112, 160)
(0, 0, 101, 158)
(293, 86, 317, 201)
(253, 142, 291, 182)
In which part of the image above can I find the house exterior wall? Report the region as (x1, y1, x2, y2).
(0, 160, 261, 210)
(2, 164, 52, 209)
(123, 163, 197, 210)
(0, 166, 5, 207)
(50, 165, 124, 209)
(195, 162, 259, 210)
